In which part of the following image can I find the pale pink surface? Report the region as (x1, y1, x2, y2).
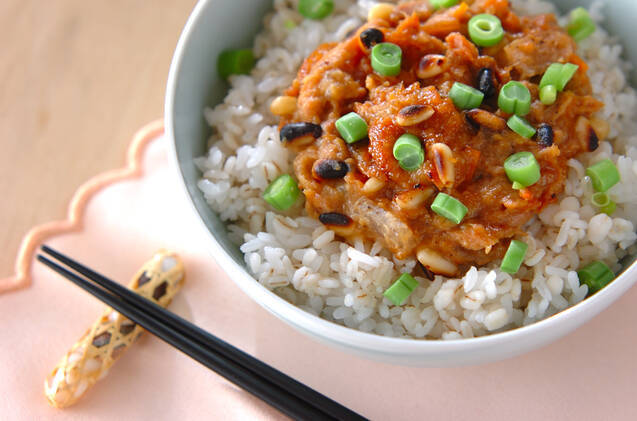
(2, 132, 636, 420)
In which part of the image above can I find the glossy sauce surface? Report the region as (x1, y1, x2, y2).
(279, 0, 603, 273)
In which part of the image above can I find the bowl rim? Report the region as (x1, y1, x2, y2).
(165, 0, 637, 356)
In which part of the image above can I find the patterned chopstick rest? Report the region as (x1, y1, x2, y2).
(44, 250, 185, 408)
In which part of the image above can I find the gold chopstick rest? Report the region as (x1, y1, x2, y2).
(43, 250, 185, 408)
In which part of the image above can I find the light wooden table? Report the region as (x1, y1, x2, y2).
(0, 0, 196, 275)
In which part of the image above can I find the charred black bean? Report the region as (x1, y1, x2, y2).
(319, 212, 352, 226)
(314, 159, 349, 179)
(360, 28, 384, 48)
(477, 68, 496, 98)
(280, 122, 322, 142)
(535, 123, 554, 148)
(588, 127, 599, 151)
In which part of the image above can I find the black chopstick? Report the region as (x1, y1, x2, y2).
(40, 245, 355, 419)
(37, 255, 325, 420)
(38, 248, 367, 421)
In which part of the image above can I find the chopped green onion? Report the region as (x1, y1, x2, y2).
(468, 14, 504, 47)
(567, 7, 596, 42)
(507, 115, 536, 139)
(335, 112, 368, 144)
(591, 191, 610, 208)
(504, 151, 541, 188)
(430, 0, 459, 9)
(393, 134, 424, 171)
(557, 63, 579, 90)
(577, 261, 614, 294)
(263, 174, 301, 211)
(398, 273, 419, 290)
(383, 281, 411, 305)
(591, 192, 616, 215)
(586, 159, 620, 192)
(298, 0, 334, 20)
(512, 181, 525, 190)
(431, 193, 468, 225)
(217, 49, 255, 79)
(540, 85, 557, 106)
(600, 201, 616, 216)
(540, 63, 579, 92)
(500, 240, 528, 274)
(449, 82, 484, 110)
(371, 43, 402, 76)
(383, 273, 419, 305)
(498, 81, 532, 116)
(284, 19, 297, 29)
(539, 64, 562, 90)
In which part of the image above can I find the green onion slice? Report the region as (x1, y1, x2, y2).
(335, 112, 368, 144)
(383, 273, 419, 306)
(371, 42, 402, 77)
(539, 64, 562, 90)
(504, 151, 541, 188)
(431, 193, 468, 225)
(557, 63, 579, 91)
(591, 192, 616, 215)
(500, 240, 528, 274)
(539, 85, 557, 106)
(430, 0, 459, 9)
(449, 82, 484, 110)
(507, 115, 536, 139)
(298, 0, 334, 20)
(393, 134, 425, 171)
(263, 174, 301, 211)
(539, 63, 579, 92)
(567, 7, 596, 42)
(586, 159, 620, 192)
(578, 261, 614, 294)
(600, 201, 616, 216)
(591, 191, 610, 208)
(468, 14, 505, 47)
(498, 81, 532, 116)
(217, 49, 255, 79)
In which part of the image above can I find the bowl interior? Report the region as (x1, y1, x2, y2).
(170, 0, 637, 266)
(169, 0, 274, 267)
(167, 0, 637, 362)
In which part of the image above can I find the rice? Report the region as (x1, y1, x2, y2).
(196, 0, 637, 339)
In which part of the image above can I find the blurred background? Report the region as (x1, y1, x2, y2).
(0, 1, 196, 274)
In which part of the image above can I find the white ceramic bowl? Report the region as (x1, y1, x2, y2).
(165, 0, 637, 366)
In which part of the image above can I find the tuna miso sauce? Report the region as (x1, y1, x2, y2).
(274, 0, 603, 276)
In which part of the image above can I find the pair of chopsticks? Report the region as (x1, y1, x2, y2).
(37, 246, 366, 421)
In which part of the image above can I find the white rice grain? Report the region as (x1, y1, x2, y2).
(195, 0, 637, 340)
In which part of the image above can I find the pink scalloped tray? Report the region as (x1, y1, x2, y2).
(2, 121, 636, 420)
